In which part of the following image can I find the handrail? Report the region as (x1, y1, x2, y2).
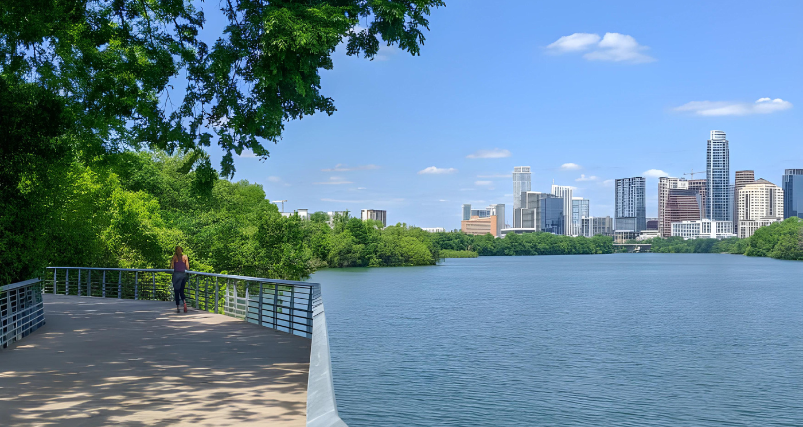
(307, 290, 349, 427)
(45, 267, 315, 287)
(1, 278, 46, 349)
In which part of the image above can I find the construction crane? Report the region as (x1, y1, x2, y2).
(270, 200, 288, 212)
(683, 168, 705, 180)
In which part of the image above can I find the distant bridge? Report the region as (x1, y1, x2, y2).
(613, 243, 652, 253)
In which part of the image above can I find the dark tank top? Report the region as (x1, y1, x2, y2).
(173, 257, 187, 272)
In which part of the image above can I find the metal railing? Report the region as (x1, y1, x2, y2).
(45, 267, 317, 338)
(1, 278, 46, 349)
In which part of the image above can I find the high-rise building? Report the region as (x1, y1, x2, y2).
(551, 184, 573, 235)
(659, 177, 688, 237)
(737, 178, 784, 238)
(581, 216, 613, 237)
(615, 177, 646, 232)
(782, 169, 803, 219)
(540, 196, 564, 235)
(462, 204, 472, 221)
(361, 209, 387, 227)
(571, 197, 590, 236)
(515, 191, 547, 229)
(657, 177, 704, 237)
(688, 179, 707, 218)
(513, 166, 532, 210)
(706, 130, 731, 221)
(733, 170, 755, 235)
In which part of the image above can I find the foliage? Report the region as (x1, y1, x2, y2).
(430, 231, 614, 256)
(439, 250, 478, 258)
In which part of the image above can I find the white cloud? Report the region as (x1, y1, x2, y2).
(583, 33, 654, 63)
(419, 166, 457, 175)
(356, 187, 367, 190)
(674, 98, 793, 116)
(561, 163, 582, 170)
(548, 32, 654, 63)
(322, 164, 380, 172)
(575, 174, 598, 182)
(466, 148, 511, 159)
(477, 173, 511, 178)
(475, 180, 493, 186)
(314, 176, 354, 185)
(602, 179, 615, 187)
(643, 169, 669, 178)
(439, 199, 448, 202)
(547, 33, 601, 52)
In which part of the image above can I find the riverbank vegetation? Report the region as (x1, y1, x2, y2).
(635, 217, 803, 261)
(439, 250, 479, 258)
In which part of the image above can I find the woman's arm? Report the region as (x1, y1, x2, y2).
(169, 256, 174, 269)
(184, 255, 189, 270)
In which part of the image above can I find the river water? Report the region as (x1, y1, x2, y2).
(312, 254, 803, 427)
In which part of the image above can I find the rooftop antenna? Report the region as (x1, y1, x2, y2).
(683, 168, 705, 180)
(271, 200, 288, 212)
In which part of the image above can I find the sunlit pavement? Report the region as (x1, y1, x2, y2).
(0, 295, 311, 426)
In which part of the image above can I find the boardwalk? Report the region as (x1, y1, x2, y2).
(0, 295, 311, 426)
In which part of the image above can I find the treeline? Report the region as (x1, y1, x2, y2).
(637, 217, 803, 260)
(430, 231, 614, 256)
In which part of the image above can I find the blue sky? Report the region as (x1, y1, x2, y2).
(204, 0, 802, 229)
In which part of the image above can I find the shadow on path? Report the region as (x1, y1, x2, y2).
(0, 295, 311, 426)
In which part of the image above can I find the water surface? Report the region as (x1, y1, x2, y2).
(313, 254, 803, 426)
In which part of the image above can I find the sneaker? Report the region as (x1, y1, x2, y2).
(184, 302, 188, 313)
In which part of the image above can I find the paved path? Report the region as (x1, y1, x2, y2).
(0, 295, 311, 426)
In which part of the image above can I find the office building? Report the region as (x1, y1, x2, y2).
(580, 216, 613, 237)
(733, 170, 755, 235)
(551, 185, 573, 235)
(361, 209, 387, 227)
(461, 204, 505, 237)
(637, 230, 660, 241)
(462, 204, 471, 221)
(671, 219, 735, 240)
(706, 130, 731, 221)
(513, 166, 532, 210)
(659, 177, 687, 237)
(615, 177, 646, 232)
(658, 177, 703, 237)
(514, 191, 546, 229)
(646, 218, 659, 231)
(541, 196, 564, 235)
(737, 179, 784, 238)
(571, 197, 590, 236)
(783, 169, 803, 219)
(688, 179, 707, 218)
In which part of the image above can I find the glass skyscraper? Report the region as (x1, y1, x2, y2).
(540, 196, 564, 235)
(615, 177, 646, 232)
(513, 166, 531, 210)
(706, 130, 731, 221)
(783, 169, 803, 219)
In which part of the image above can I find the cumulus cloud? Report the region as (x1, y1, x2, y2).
(674, 98, 793, 116)
(546, 33, 601, 52)
(419, 166, 457, 175)
(314, 176, 353, 185)
(643, 169, 669, 178)
(575, 174, 598, 182)
(322, 164, 380, 172)
(547, 32, 654, 63)
(466, 148, 511, 159)
(561, 163, 582, 170)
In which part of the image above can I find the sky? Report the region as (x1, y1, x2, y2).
(203, 0, 803, 229)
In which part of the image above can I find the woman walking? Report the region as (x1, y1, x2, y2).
(170, 246, 190, 313)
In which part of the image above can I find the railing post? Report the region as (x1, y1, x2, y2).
(204, 277, 209, 312)
(52, 268, 57, 294)
(118, 271, 122, 299)
(214, 277, 219, 314)
(65, 269, 69, 295)
(134, 271, 139, 300)
(77, 269, 81, 296)
(152, 272, 156, 301)
(290, 286, 295, 334)
(87, 270, 91, 297)
(273, 284, 279, 329)
(307, 286, 314, 337)
(195, 276, 199, 309)
(102, 270, 106, 298)
(258, 283, 263, 326)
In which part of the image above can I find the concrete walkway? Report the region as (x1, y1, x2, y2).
(0, 295, 311, 426)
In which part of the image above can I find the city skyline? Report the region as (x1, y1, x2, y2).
(201, 1, 802, 229)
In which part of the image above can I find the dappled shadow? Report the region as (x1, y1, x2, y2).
(0, 295, 311, 426)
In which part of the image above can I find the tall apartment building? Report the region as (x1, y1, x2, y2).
(615, 177, 646, 232)
(461, 204, 505, 236)
(571, 197, 590, 237)
(361, 209, 387, 227)
(551, 184, 573, 235)
(706, 130, 731, 221)
(782, 169, 803, 219)
(737, 179, 784, 238)
(733, 170, 755, 235)
(688, 179, 707, 218)
(513, 166, 532, 210)
(580, 216, 613, 237)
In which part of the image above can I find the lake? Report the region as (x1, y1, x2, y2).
(313, 254, 803, 427)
